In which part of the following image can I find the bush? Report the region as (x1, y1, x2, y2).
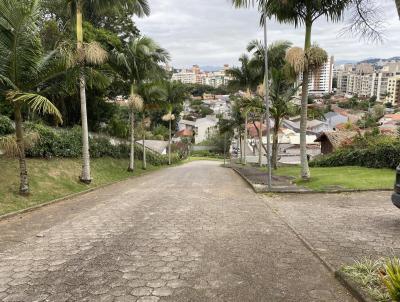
(0, 115, 14, 135)
(311, 134, 400, 169)
(24, 123, 181, 165)
(381, 257, 400, 301)
(191, 150, 224, 159)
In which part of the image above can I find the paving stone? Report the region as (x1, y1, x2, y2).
(0, 161, 356, 301)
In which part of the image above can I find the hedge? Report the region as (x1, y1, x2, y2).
(311, 139, 400, 169)
(24, 123, 181, 165)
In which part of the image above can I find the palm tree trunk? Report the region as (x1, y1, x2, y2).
(259, 114, 263, 167)
(238, 130, 242, 164)
(142, 117, 147, 170)
(15, 104, 29, 195)
(243, 113, 248, 165)
(76, 0, 91, 184)
(128, 110, 135, 172)
(300, 20, 312, 180)
(168, 119, 171, 165)
(272, 118, 279, 170)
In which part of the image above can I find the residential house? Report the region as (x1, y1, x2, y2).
(135, 140, 169, 155)
(324, 112, 349, 129)
(314, 131, 358, 154)
(178, 115, 219, 143)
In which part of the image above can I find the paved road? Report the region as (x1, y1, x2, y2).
(0, 161, 355, 302)
(268, 192, 400, 269)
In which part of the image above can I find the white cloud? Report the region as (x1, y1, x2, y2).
(136, 0, 400, 68)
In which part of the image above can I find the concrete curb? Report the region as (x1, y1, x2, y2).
(230, 166, 393, 194)
(0, 166, 169, 222)
(335, 271, 376, 302)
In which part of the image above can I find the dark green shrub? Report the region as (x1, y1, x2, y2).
(23, 123, 180, 165)
(0, 115, 14, 135)
(311, 137, 400, 169)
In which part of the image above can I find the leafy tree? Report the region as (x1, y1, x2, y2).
(0, 0, 63, 194)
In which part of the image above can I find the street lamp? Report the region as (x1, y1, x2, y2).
(263, 9, 272, 191)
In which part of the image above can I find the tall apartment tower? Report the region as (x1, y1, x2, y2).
(298, 56, 334, 96)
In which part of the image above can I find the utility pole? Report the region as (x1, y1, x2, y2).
(263, 10, 272, 191)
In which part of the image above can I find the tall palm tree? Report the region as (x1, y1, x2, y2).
(269, 68, 298, 169)
(264, 0, 348, 180)
(66, 0, 150, 183)
(127, 93, 143, 171)
(0, 0, 63, 195)
(136, 82, 166, 170)
(226, 55, 259, 164)
(233, 0, 349, 180)
(111, 36, 170, 171)
(162, 81, 187, 165)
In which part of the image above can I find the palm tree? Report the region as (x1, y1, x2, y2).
(233, 0, 349, 179)
(111, 36, 170, 171)
(136, 82, 166, 170)
(0, 0, 63, 195)
(269, 69, 298, 169)
(247, 40, 292, 80)
(265, 0, 348, 180)
(161, 81, 187, 165)
(127, 93, 143, 171)
(226, 55, 259, 164)
(66, 0, 150, 183)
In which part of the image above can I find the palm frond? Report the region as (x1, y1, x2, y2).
(7, 91, 63, 124)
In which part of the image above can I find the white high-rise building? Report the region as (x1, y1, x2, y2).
(298, 56, 334, 96)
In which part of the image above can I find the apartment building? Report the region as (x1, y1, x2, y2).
(298, 56, 334, 96)
(171, 65, 231, 87)
(386, 75, 400, 105)
(336, 61, 400, 103)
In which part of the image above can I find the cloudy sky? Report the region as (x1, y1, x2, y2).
(136, 0, 400, 68)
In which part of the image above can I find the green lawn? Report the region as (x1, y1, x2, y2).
(0, 157, 163, 216)
(273, 166, 395, 191)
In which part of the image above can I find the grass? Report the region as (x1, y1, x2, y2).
(341, 258, 390, 302)
(272, 165, 395, 191)
(0, 157, 163, 216)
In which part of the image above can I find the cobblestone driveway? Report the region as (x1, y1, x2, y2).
(0, 161, 355, 302)
(267, 192, 400, 269)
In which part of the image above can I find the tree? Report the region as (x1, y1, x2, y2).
(111, 36, 170, 171)
(235, 0, 349, 180)
(269, 69, 298, 169)
(247, 39, 292, 82)
(162, 81, 187, 165)
(136, 82, 166, 170)
(66, 0, 150, 183)
(0, 0, 63, 194)
(285, 44, 328, 178)
(226, 55, 259, 164)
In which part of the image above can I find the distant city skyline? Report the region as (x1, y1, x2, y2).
(136, 0, 400, 68)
